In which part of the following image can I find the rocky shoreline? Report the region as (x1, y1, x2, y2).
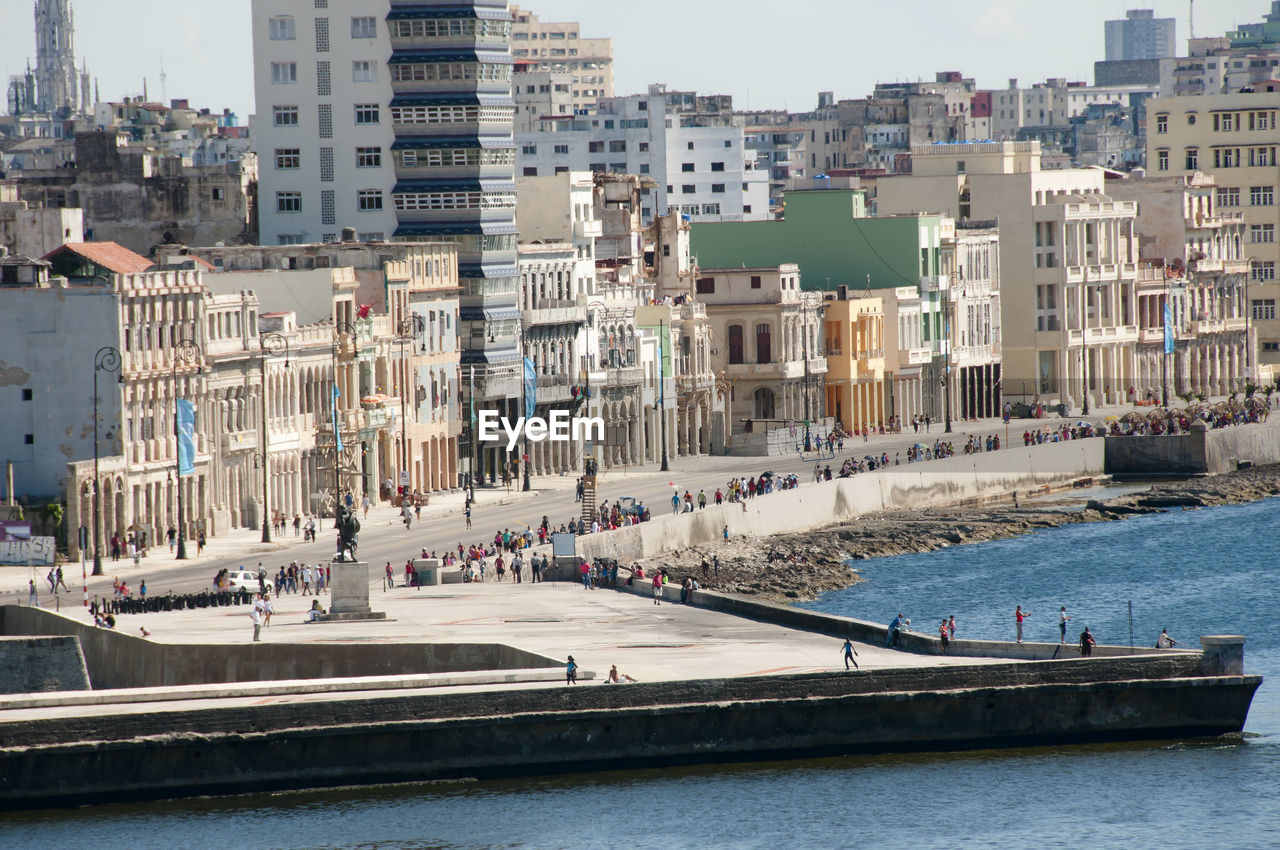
(639, 463, 1280, 602)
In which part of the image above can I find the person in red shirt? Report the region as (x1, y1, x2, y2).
(1016, 605, 1030, 643)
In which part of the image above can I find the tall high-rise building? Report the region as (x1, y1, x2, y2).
(1104, 9, 1176, 61)
(252, 0, 519, 485)
(34, 0, 82, 116)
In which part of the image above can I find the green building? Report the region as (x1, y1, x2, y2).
(691, 188, 947, 343)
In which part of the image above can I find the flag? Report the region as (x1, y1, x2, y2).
(523, 357, 537, 420)
(331, 384, 343, 452)
(1163, 302, 1175, 355)
(176, 399, 196, 477)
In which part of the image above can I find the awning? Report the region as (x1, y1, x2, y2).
(389, 93, 512, 108)
(390, 135, 515, 151)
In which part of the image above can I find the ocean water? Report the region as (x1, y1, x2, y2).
(2, 499, 1277, 849)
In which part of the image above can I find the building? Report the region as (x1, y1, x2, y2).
(1146, 91, 1278, 382)
(1107, 171, 1251, 399)
(696, 263, 826, 431)
(691, 189, 955, 421)
(942, 220, 1003, 419)
(879, 141, 1139, 411)
(821, 289, 888, 435)
(8, 130, 258, 256)
(509, 5, 613, 110)
(1105, 9, 1176, 62)
(3, 0, 93, 139)
(0, 182, 83, 257)
(164, 239, 463, 497)
(512, 68, 574, 132)
(251, 1, 520, 487)
(516, 84, 770, 223)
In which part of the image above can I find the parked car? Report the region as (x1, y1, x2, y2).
(615, 496, 646, 519)
(222, 569, 273, 594)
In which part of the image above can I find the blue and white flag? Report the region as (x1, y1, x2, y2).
(331, 384, 343, 452)
(176, 399, 196, 477)
(1163, 302, 1175, 355)
(523, 357, 537, 420)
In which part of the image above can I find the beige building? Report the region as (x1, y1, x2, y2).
(879, 141, 1140, 411)
(1146, 92, 1278, 382)
(697, 264, 826, 429)
(821, 290, 887, 435)
(942, 221, 1003, 419)
(510, 6, 613, 110)
(1107, 172, 1250, 399)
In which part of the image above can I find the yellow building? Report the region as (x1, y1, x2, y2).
(822, 291, 888, 434)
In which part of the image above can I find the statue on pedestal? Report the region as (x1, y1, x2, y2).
(335, 504, 360, 562)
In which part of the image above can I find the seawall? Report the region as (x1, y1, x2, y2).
(1104, 417, 1280, 476)
(0, 654, 1258, 809)
(571, 439, 1104, 566)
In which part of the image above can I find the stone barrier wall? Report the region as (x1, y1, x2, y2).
(1105, 417, 1280, 476)
(0, 636, 90, 695)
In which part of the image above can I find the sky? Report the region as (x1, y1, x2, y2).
(0, 0, 1270, 122)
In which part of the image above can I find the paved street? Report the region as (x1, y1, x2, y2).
(5, 402, 1151, 608)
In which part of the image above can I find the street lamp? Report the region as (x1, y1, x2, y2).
(91, 346, 121, 576)
(395, 315, 426, 504)
(331, 320, 357, 525)
(258, 332, 289, 543)
(172, 338, 202, 560)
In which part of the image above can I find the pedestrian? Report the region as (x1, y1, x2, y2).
(1058, 606, 1072, 643)
(842, 637, 859, 670)
(886, 613, 903, 647)
(1015, 605, 1030, 643)
(362, 494, 372, 519)
(56, 566, 69, 593)
(465, 506, 473, 530)
(301, 564, 313, 595)
(263, 593, 274, 627)
(1156, 628, 1179, 649)
(27, 579, 39, 608)
(1079, 626, 1096, 657)
(249, 595, 263, 642)
(713, 555, 720, 576)
(698, 489, 707, 509)
(722, 524, 729, 541)
(166, 526, 176, 553)
(196, 530, 206, 555)
(671, 491, 680, 515)
(652, 571, 663, 605)
(46, 567, 57, 594)
(566, 655, 578, 685)
(385, 561, 394, 588)
(939, 620, 950, 653)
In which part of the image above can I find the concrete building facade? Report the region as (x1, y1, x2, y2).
(509, 5, 613, 110)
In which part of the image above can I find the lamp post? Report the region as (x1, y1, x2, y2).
(258, 332, 289, 544)
(172, 338, 201, 560)
(396, 314, 426, 504)
(331, 320, 356, 525)
(91, 346, 121, 576)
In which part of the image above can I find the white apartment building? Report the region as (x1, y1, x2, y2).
(879, 141, 1141, 411)
(510, 5, 613, 109)
(513, 69, 574, 133)
(1146, 91, 1280, 382)
(516, 84, 771, 223)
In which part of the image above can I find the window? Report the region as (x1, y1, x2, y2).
(728, 325, 744, 364)
(1251, 224, 1275, 243)
(353, 61, 377, 82)
(356, 146, 381, 168)
(750, 275, 761, 289)
(711, 161, 725, 172)
(682, 162, 695, 172)
(588, 141, 604, 153)
(351, 16, 376, 38)
(639, 164, 649, 174)
(273, 105, 299, 126)
(276, 191, 302, 213)
(755, 323, 772, 363)
(682, 184, 695, 194)
(696, 276, 715, 294)
(521, 144, 537, 155)
(687, 141, 694, 150)
(21, 388, 32, 401)
(724, 140, 732, 148)
(275, 148, 300, 169)
(711, 183, 725, 193)
(355, 103, 379, 124)
(357, 189, 383, 211)
(639, 142, 649, 152)
(1252, 298, 1277, 319)
(1187, 113, 1197, 125)
(271, 62, 297, 84)
(553, 144, 568, 154)
(269, 16, 296, 40)
(609, 140, 626, 152)
(1217, 187, 1241, 207)
(24, 434, 33, 445)
(1250, 185, 1274, 206)
(1251, 262, 1276, 282)
(1185, 148, 1198, 170)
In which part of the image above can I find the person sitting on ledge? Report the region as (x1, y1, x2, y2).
(603, 664, 637, 684)
(306, 599, 325, 623)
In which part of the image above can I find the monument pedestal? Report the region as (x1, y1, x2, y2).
(316, 560, 387, 622)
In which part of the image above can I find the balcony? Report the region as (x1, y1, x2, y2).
(919, 274, 949, 293)
(906, 347, 932, 366)
(574, 219, 602, 240)
(221, 431, 257, 453)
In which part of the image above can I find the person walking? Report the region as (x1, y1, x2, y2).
(697, 489, 707, 510)
(842, 638, 859, 670)
(566, 655, 578, 685)
(27, 579, 39, 608)
(301, 565, 313, 595)
(1058, 606, 1072, 643)
(385, 562, 394, 588)
(249, 595, 263, 642)
(652, 571, 663, 605)
(1015, 605, 1030, 643)
(55, 566, 69, 593)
